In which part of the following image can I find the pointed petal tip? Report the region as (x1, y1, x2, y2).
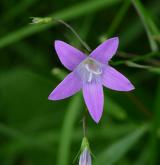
(90, 36, 119, 63)
(128, 84, 135, 91)
(48, 72, 82, 101)
(83, 82, 104, 124)
(109, 37, 119, 51)
(54, 40, 63, 52)
(48, 95, 52, 100)
(90, 106, 103, 124)
(123, 80, 135, 91)
(112, 36, 119, 40)
(102, 66, 135, 92)
(48, 93, 66, 101)
(93, 117, 101, 124)
(54, 40, 63, 47)
(121, 83, 135, 92)
(110, 36, 119, 45)
(87, 105, 103, 124)
(54, 40, 70, 50)
(54, 40, 86, 71)
(48, 94, 56, 101)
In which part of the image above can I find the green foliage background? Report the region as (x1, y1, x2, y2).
(0, 0, 160, 164)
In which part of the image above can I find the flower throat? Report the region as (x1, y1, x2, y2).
(77, 57, 102, 83)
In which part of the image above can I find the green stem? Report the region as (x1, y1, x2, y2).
(107, 0, 131, 37)
(83, 115, 87, 137)
(111, 51, 160, 66)
(54, 19, 92, 52)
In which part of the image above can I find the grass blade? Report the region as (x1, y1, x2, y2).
(107, 0, 131, 37)
(57, 95, 82, 165)
(0, 0, 121, 49)
(148, 79, 160, 164)
(94, 124, 148, 165)
(132, 0, 159, 51)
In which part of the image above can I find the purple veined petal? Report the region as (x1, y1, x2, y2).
(79, 148, 92, 165)
(89, 37, 119, 64)
(82, 79, 104, 123)
(48, 71, 82, 100)
(55, 40, 87, 71)
(102, 65, 135, 91)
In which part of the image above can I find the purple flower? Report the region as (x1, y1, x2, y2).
(48, 37, 135, 123)
(79, 148, 91, 165)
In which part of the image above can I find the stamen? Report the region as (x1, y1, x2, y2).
(85, 63, 102, 75)
(88, 72, 93, 82)
(76, 57, 103, 83)
(84, 58, 102, 75)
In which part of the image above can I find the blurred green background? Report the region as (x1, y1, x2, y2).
(0, 0, 160, 164)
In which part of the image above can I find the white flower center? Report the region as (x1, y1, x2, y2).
(77, 57, 102, 83)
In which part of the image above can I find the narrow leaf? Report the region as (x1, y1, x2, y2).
(94, 125, 148, 165)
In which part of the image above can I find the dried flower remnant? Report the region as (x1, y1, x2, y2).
(30, 17, 52, 24)
(48, 37, 135, 123)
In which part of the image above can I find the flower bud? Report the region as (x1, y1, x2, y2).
(79, 137, 92, 165)
(79, 148, 91, 165)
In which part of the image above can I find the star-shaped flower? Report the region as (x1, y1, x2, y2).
(48, 37, 135, 123)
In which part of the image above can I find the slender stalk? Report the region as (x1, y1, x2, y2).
(83, 115, 87, 137)
(111, 51, 160, 66)
(53, 18, 92, 52)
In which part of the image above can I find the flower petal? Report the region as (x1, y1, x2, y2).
(90, 37, 119, 63)
(55, 40, 86, 71)
(48, 71, 82, 100)
(82, 80, 104, 123)
(102, 66, 135, 91)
